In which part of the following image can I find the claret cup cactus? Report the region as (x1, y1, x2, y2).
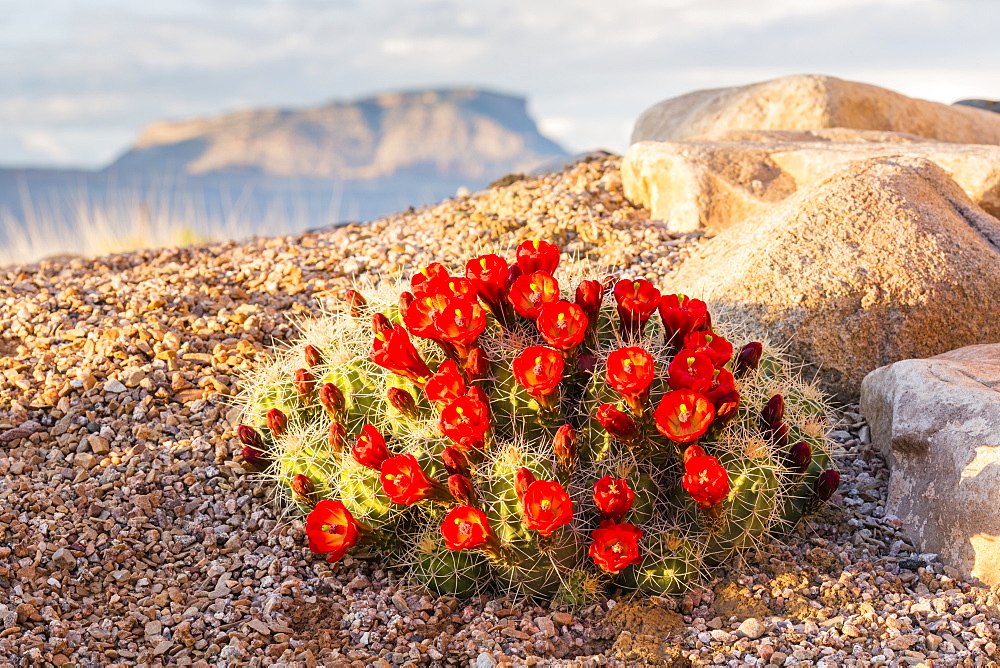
(238, 240, 839, 600)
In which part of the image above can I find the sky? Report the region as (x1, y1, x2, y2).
(2, 0, 1000, 168)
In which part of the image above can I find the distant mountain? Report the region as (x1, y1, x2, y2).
(0, 89, 569, 263)
(107, 89, 568, 181)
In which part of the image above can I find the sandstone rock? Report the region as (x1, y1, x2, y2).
(860, 343, 1000, 586)
(632, 75, 1000, 145)
(665, 156, 1000, 399)
(622, 131, 1000, 231)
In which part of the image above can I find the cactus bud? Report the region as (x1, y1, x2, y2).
(372, 312, 392, 336)
(241, 443, 271, 472)
(576, 353, 597, 374)
(464, 347, 490, 381)
(766, 421, 789, 448)
(399, 291, 414, 318)
(237, 424, 264, 448)
(448, 474, 477, 505)
(682, 442, 705, 464)
(574, 279, 604, 322)
(596, 403, 640, 442)
(787, 441, 812, 474)
(713, 389, 741, 426)
(294, 368, 316, 406)
(267, 408, 288, 438)
(304, 345, 323, 368)
(320, 383, 345, 416)
(507, 262, 522, 287)
(815, 469, 840, 502)
(387, 387, 418, 418)
(553, 424, 578, 470)
(291, 474, 316, 505)
(733, 342, 763, 376)
(328, 422, 346, 453)
(442, 447, 471, 476)
(760, 394, 785, 426)
(515, 467, 536, 501)
(345, 289, 367, 318)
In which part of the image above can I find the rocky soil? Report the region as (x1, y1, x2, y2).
(0, 156, 997, 666)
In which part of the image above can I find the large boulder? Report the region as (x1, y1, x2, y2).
(622, 130, 1000, 232)
(664, 155, 1000, 399)
(860, 344, 1000, 586)
(632, 75, 1000, 146)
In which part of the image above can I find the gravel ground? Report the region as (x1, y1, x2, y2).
(0, 156, 997, 667)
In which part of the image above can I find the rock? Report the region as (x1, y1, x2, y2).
(955, 99, 1000, 114)
(632, 74, 1000, 145)
(476, 652, 497, 668)
(103, 379, 127, 393)
(622, 132, 1000, 232)
(860, 343, 1000, 585)
(665, 156, 1000, 399)
(73, 452, 97, 470)
(888, 634, 920, 650)
(737, 617, 766, 640)
(535, 616, 557, 638)
(51, 548, 77, 571)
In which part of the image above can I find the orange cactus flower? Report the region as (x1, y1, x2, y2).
(667, 349, 715, 393)
(380, 454, 440, 505)
(592, 475, 636, 522)
(613, 279, 661, 338)
(682, 455, 730, 507)
(512, 346, 564, 397)
(371, 323, 433, 385)
(440, 505, 496, 551)
(515, 239, 560, 275)
(536, 300, 588, 351)
(508, 271, 560, 319)
(305, 500, 362, 563)
(352, 424, 391, 470)
(439, 390, 491, 449)
(521, 480, 573, 537)
(588, 520, 643, 574)
(606, 347, 656, 398)
(683, 331, 734, 368)
(658, 294, 709, 346)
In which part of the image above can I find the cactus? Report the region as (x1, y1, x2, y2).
(238, 241, 839, 599)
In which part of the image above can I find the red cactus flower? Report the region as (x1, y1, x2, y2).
(606, 347, 656, 397)
(589, 520, 643, 574)
(464, 347, 490, 381)
(441, 446, 471, 476)
(595, 403, 641, 442)
(441, 505, 495, 551)
(536, 300, 588, 351)
(439, 390, 490, 449)
(658, 294, 709, 346)
(466, 254, 510, 311)
(304, 345, 323, 368)
(380, 454, 441, 505)
(508, 271, 560, 319)
(512, 346, 564, 397)
(667, 350, 716, 393)
(683, 331, 734, 368)
(815, 470, 840, 501)
(409, 263, 449, 298)
(267, 408, 288, 437)
(733, 342, 763, 376)
(448, 474, 477, 505)
(424, 359, 466, 405)
(403, 293, 451, 340)
(515, 239, 560, 275)
(703, 368, 737, 406)
(306, 500, 362, 563)
(521, 480, 573, 537)
(575, 279, 605, 323)
(371, 324, 433, 385)
(328, 422, 347, 453)
(434, 299, 487, 347)
(613, 279, 661, 338)
(320, 382, 346, 416)
(654, 390, 715, 443)
(593, 475, 636, 521)
(345, 289, 367, 318)
(682, 455, 730, 507)
(515, 467, 536, 500)
(352, 424, 391, 470)
(553, 424, 578, 470)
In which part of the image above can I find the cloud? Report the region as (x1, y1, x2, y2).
(1, 0, 999, 165)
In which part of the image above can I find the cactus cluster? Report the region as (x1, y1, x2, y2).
(237, 240, 839, 601)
